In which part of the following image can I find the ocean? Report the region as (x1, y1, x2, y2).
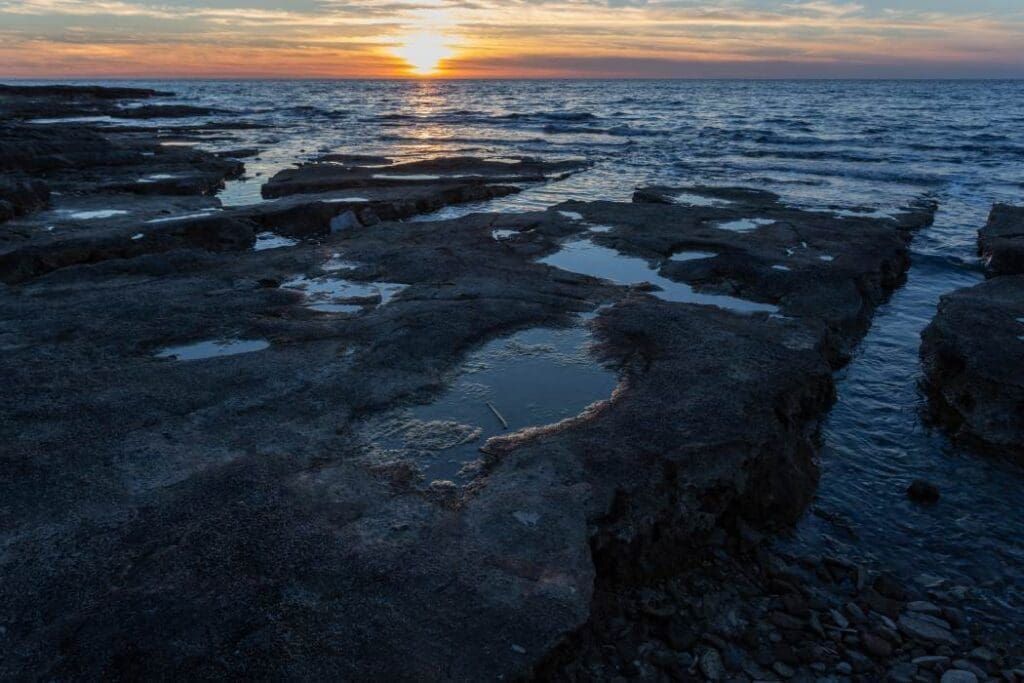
(26, 78, 1024, 628)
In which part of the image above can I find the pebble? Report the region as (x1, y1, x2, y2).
(899, 614, 957, 646)
(699, 648, 725, 681)
(511, 644, 526, 654)
(773, 661, 796, 678)
(940, 671, 979, 683)
(829, 609, 850, 629)
(889, 662, 919, 683)
(952, 659, 987, 679)
(863, 632, 894, 658)
(914, 656, 952, 670)
(907, 601, 943, 615)
(845, 602, 868, 624)
(836, 661, 853, 675)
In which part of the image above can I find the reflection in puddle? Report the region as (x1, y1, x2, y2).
(58, 209, 129, 220)
(156, 338, 270, 361)
(673, 192, 734, 207)
(324, 197, 371, 204)
(146, 210, 218, 224)
(559, 210, 584, 221)
(820, 255, 835, 262)
(254, 232, 299, 250)
(670, 250, 717, 262)
(713, 218, 775, 233)
(492, 229, 519, 241)
(540, 238, 779, 315)
(361, 321, 618, 482)
(772, 265, 792, 272)
(283, 274, 407, 314)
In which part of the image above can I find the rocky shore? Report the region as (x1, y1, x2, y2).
(921, 205, 1024, 461)
(1, 84, 1020, 681)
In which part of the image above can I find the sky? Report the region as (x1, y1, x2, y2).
(0, 0, 1022, 79)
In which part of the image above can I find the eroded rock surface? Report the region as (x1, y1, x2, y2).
(1, 181, 933, 679)
(922, 274, 1024, 460)
(922, 204, 1024, 460)
(978, 204, 1024, 278)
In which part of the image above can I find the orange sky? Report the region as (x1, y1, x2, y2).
(1, 1, 1022, 78)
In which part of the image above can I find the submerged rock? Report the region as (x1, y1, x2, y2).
(907, 479, 941, 504)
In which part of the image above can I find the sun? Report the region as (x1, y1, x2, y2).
(393, 32, 453, 76)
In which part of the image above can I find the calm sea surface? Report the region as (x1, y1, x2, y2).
(29, 79, 1024, 629)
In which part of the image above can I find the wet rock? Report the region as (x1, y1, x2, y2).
(700, 648, 726, 681)
(863, 632, 894, 658)
(921, 274, 1024, 460)
(907, 480, 941, 504)
(0, 177, 50, 221)
(941, 671, 979, 683)
(978, 204, 1024, 277)
(262, 156, 589, 198)
(899, 614, 957, 646)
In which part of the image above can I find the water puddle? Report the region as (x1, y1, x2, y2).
(673, 192, 735, 207)
(323, 197, 371, 204)
(492, 229, 520, 241)
(155, 338, 270, 361)
(713, 217, 776, 233)
(540, 238, 778, 315)
(146, 210, 218, 224)
(559, 210, 585, 221)
(138, 174, 180, 184)
(360, 320, 618, 482)
(670, 250, 717, 262)
(772, 265, 792, 272)
(254, 232, 299, 250)
(283, 274, 407, 314)
(58, 209, 129, 220)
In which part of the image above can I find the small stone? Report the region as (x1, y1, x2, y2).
(845, 602, 868, 624)
(837, 661, 853, 675)
(876, 625, 903, 645)
(952, 660, 986, 679)
(773, 661, 795, 678)
(874, 574, 907, 601)
(863, 632, 894, 658)
(913, 656, 952, 670)
(907, 480, 940, 504)
(899, 614, 957, 646)
(771, 611, 805, 631)
(969, 647, 996, 664)
(830, 609, 850, 629)
(848, 651, 875, 673)
(511, 644, 527, 654)
(889, 662, 919, 683)
(700, 648, 725, 681)
(907, 601, 942, 616)
(940, 671, 979, 683)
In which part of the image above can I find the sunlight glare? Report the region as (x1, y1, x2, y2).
(393, 32, 453, 76)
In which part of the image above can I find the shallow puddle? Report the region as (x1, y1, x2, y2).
(372, 173, 443, 181)
(146, 210, 218, 224)
(670, 250, 717, 262)
(673, 192, 735, 207)
(283, 274, 407, 314)
(323, 197, 371, 204)
(540, 238, 778, 315)
(713, 217, 775, 233)
(254, 232, 299, 250)
(361, 320, 618, 482)
(58, 209, 129, 220)
(155, 338, 270, 361)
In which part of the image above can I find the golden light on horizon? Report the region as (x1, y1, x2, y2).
(392, 31, 454, 76)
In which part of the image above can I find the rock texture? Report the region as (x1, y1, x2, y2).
(1, 177, 935, 679)
(922, 204, 1024, 460)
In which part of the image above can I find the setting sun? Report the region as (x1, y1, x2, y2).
(392, 32, 453, 76)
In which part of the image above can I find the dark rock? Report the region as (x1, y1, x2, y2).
(863, 631, 894, 658)
(941, 671, 979, 683)
(907, 480, 941, 504)
(0, 176, 49, 220)
(262, 156, 589, 198)
(899, 614, 957, 646)
(921, 274, 1024, 460)
(979, 204, 1024, 277)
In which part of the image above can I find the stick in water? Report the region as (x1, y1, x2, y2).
(486, 401, 509, 430)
